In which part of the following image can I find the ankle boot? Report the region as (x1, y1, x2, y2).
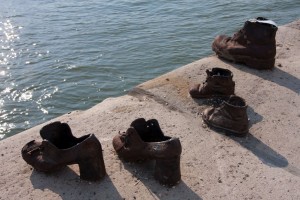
(212, 17, 278, 69)
(21, 122, 106, 181)
(202, 95, 249, 136)
(189, 68, 235, 98)
(112, 118, 182, 186)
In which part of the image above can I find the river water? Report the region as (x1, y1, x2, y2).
(0, 0, 299, 139)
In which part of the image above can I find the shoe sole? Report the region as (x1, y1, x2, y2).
(212, 44, 275, 70)
(202, 114, 248, 137)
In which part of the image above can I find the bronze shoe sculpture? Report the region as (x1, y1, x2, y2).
(189, 67, 235, 98)
(212, 17, 278, 69)
(21, 121, 106, 181)
(112, 118, 182, 186)
(202, 95, 249, 136)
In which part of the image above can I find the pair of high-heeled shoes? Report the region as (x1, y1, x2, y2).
(22, 119, 182, 186)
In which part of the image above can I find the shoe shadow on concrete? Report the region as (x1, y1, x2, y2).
(122, 160, 202, 200)
(30, 166, 123, 200)
(203, 117, 287, 168)
(247, 106, 263, 128)
(222, 59, 300, 94)
(232, 133, 300, 176)
(231, 133, 288, 168)
(199, 99, 300, 176)
(204, 116, 287, 168)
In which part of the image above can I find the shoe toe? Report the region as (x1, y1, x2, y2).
(202, 107, 215, 123)
(22, 140, 60, 172)
(212, 35, 229, 51)
(189, 84, 201, 97)
(22, 140, 42, 161)
(21, 140, 46, 171)
(112, 135, 125, 152)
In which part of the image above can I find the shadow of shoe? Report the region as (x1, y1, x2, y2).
(220, 58, 300, 94)
(247, 106, 263, 128)
(30, 166, 122, 200)
(232, 132, 300, 177)
(232, 133, 288, 168)
(121, 160, 202, 200)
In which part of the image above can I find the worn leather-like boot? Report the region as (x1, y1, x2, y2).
(21, 122, 106, 181)
(113, 118, 182, 186)
(202, 95, 249, 136)
(189, 68, 235, 98)
(212, 17, 278, 69)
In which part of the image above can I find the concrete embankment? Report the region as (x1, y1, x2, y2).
(0, 20, 299, 200)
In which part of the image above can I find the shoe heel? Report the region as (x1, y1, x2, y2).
(78, 155, 106, 181)
(154, 156, 181, 186)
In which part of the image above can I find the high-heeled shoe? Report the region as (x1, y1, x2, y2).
(21, 121, 106, 181)
(113, 118, 182, 186)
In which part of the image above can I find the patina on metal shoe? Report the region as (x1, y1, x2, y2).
(112, 118, 182, 186)
(212, 17, 278, 69)
(202, 95, 249, 136)
(189, 67, 235, 98)
(21, 121, 106, 181)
